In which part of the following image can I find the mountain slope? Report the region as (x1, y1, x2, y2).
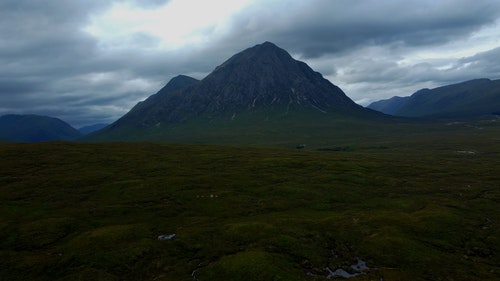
(0, 114, 82, 142)
(367, 96, 410, 115)
(88, 42, 386, 144)
(78, 123, 109, 135)
(109, 74, 200, 128)
(183, 41, 362, 114)
(368, 78, 500, 118)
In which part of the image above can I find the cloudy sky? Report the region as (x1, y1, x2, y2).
(2, 0, 500, 127)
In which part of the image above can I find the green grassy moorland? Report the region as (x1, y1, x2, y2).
(1, 120, 499, 280)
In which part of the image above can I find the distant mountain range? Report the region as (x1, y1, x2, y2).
(0, 114, 82, 142)
(87, 41, 383, 143)
(368, 78, 500, 118)
(3, 43, 498, 144)
(78, 123, 109, 135)
(0, 115, 109, 142)
(366, 96, 410, 116)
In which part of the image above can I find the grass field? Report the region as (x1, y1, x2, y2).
(1, 119, 499, 280)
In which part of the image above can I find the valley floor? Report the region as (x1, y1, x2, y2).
(0, 120, 499, 280)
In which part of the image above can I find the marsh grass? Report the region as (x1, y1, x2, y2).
(0, 120, 499, 280)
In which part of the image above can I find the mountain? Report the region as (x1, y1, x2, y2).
(0, 114, 82, 142)
(178, 41, 361, 114)
(111, 74, 200, 128)
(367, 96, 410, 115)
(78, 123, 109, 135)
(88, 42, 385, 144)
(368, 79, 500, 118)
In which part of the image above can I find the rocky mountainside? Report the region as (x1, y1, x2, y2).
(88, 42, 384, 143)
(0, 114, 82, 142)
(368, 78, 500, 118)
(110, 42, 365, 127)
(184, 41, 361, 114)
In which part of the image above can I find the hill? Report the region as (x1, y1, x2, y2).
(109, 74, 199, 128)
(78, 123, 109, 135)
(367, 96, 410, 115)
(367, 78, 500, 118)
(0, 114, 82, 142)
(88, 42, 386, 144)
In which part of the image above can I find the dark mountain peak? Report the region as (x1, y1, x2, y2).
(260, 41, 279, 47)
(195, 42, 360, 114)
(109, 75, 199, 128)
(214, 42, 296, 73)
(128, 75, 199, 112)
(90, 42, 370, 141)
(173, 74, 196, 79)
(169, 74, 199, 85)
(243, 41, 290, 58)
(156, 75, 199, 96)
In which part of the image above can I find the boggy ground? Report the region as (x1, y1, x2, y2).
(0, 128, 499, 280)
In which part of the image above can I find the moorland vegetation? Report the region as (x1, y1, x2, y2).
(1, 118, 499, 280)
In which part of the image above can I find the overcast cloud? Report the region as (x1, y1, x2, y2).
(1, 0, 500, 127)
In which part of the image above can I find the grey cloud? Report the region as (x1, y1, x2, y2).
(222, 0, 500, 58)
(125, 0, 171, 8)
(1, 0, 500, 126)
(326, 44, 500, 105)
(455, 47, 500, 78)
(0, 0, 170, 126)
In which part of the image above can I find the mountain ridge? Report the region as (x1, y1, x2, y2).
(78, 123, 109, 135)
(0, 114, 82, 142)
(367, 78, 500, 118)
(367, 96, 410, 115)
(110, 74, 200, 128)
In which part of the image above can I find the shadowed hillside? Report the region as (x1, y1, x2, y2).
(368, 78, 500, 119)
(0, 114, 82, 142)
